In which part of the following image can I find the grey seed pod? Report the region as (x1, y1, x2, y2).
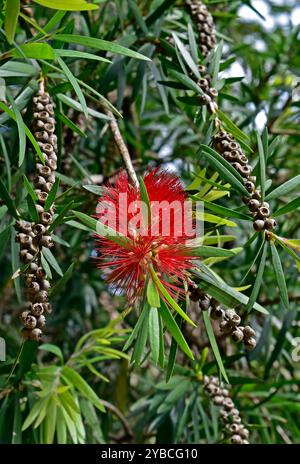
(20, 311, 30, 324)
(43, 182, 54, 193)
(199, 297, 210, 311)
(220, 388, 229, 397)
(24, 315, 37, 329)
(34, 290, 48, 303)
(33, 223, 47, 235)
(31, 303, 44, 316)
(257, 206, 270, 218)
(224, 398, 234, 410)
(242, 440, 249, 444)
(36, 315, 46, 328)
(16, 220, 32, 233)
(47, 173, 56, 184)
(242, 196, 250, 205)
(213, 395, 224, 405)
(35, 204, 44, 214)
(205, 384, 218, 395)
(45, 104, 54, 115)
(230, 408, 240, 417)
(248, 199, 260, 212)
(210, 307, 224, 320)
(243, 325, 255, 339)
(35, 176, 46, 187)
(46, 159, 57, 171)
(232, 329, 244, 343)
(28, 281, 40, 294)
(220, 321, 232, 333)
(40, 279, 51, 291)
(239, 428, 249, 439)
(40, 235, 54, 248)
(29, 262, 39, 273)
(239, 165, 252, 177)
(253, 219, 265, 231)
(36, 267, 46, 279)
(38, 165, 52, 178)
(245, 181, 255, 192)
(42, 143, 54, 155)
(203, 375, 210, 385)
(264, 218, 276, 230)
(31, 328, 43, 341)
(251, 190, 261, 200)
(231, 434, 243, 444)
(19, 250, 34, 263)
(228, 423, 241, 434)
(231, 162, 242, 172)
(44, 303, 53, 314)
(232, 415, 242, 424)
(37, 191, 48, 204)
(245, 337, 256, 350)
(44, 123, 55, 133)
(40, 212, 52, 225)
(239, 155, 249, 165)
(35, 131, 49, 141)
(198, 77, 209, 88)
(224, 309, 236, 320)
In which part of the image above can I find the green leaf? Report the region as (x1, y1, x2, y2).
(168, 69, 204, 95)
(211, 40, 223, 87)
(23, 175, 38, 201)
(189, 246, 236, 258)
(150, 265, 196, 327)
(55, 49, 110, 63)
(8, 96, 26, 167)
(147, 278, 160, 308)
(53, 34, 151, 61)
(72, 210, 132, 248)
(123, 303, 148, 351)
(172, 33, 200, 80)
(48, 200, 74, 233)
(0, 102, 45, 165)
(5, 0, 20, 44)
(12, 43, 55, 60)
(45, 179, 60, 211)
(266, 175, 300, 201)
(160, 301, 194, 360)
(139, 175, 151, 226)
(57, 112, 86, 137)
(188, 23, 198, 64)
(27, 195, 39, 223)
(166, 314, 181, 382)
(217, 109, 250, 143)
(270, 242, 289, 309)
(264, 309, 296, 379)
(273, 196, 300, 217)
(246, 241, 268, 312)
(50, 263, 74, 297)
(193, 266, 268, 314)
(0, 178, 19, 219)
(42, 247, 63, 276)
(32, 0, 98, 10)
(199, 145, 249, 196)
(82, 185, 103, 195)
(257, 132, 266, 201)
(128, 0, 148, 33)
(56, 54, 88, 118)
(41, 252, 52, 279)
(203, 201, 250, 221)
(62, 366, 105, 412)
(39, 343, 64, 362)
(203, 311, 229, 383)
(149, 307, 160, 364)
(131, 306, 149, 366)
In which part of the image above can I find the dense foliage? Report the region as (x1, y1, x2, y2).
(0, 0, 299, 445)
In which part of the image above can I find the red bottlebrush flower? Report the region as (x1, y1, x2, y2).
(95, 169, 196, 301)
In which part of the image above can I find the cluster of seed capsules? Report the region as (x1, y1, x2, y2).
(186, 0, 217, 57)
(189, 283, 256, 350)
(213, 131, 276, 233)
(15, 84, 57, 341)
(203, 375, 250, 444)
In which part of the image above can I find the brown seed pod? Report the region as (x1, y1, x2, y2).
(264, 218, 276, 230)
(36, 315, 46, 328)
(30, 328, 43, 341)
(231, 434, 243, 444)
(253, 219, 265, 231)
(248, 199, 260, 212)
(245, 337, 256, 350)
(243, 325, 255, 339)
(24, 315, 37, 329)
(31, 303, 44, 316)
(34, 290, 48, 303)
(232, 329, 244, 343)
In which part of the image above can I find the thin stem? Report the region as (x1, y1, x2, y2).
(104, 109, 139, 188)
